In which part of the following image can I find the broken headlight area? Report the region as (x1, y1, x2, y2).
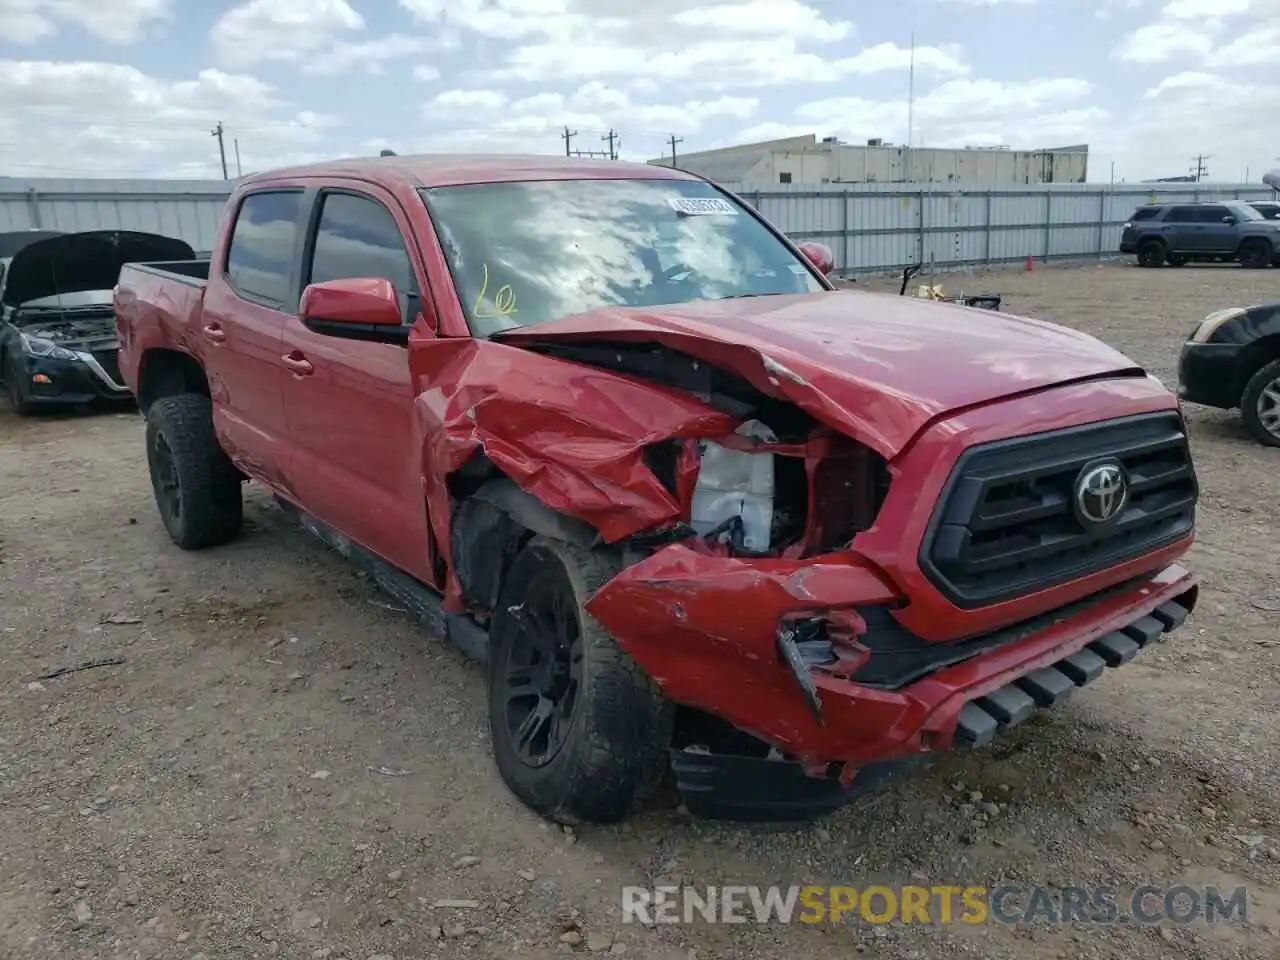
(636, 422, 890, 560)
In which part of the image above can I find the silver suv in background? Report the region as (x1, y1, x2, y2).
(1119, 201, 1280, 269)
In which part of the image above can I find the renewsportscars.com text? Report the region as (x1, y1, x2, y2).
(621, 884, 1248, 926)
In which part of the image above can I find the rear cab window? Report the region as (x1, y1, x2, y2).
(225, 191, 303, 305)
(420, 178, 825, 338)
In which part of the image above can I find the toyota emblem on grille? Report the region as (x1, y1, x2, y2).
(1074, 461, 1128, 526)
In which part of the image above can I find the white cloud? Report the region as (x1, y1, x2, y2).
(0, 0, 169, 42)
(398, 0, 961, 87)
(1115, 0, 1270, 62)
(211, 0, 425, 74)
(1116, 22, 1216, 62)
(418, 82, 760, 154)
(0, 60, 340, 177)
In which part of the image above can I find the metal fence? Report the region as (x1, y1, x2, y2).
(0, 178, 233, 253)
(725, 181, 1278, 276)
(0, 177, 1274, 277)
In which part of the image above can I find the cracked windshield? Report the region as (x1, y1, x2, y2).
(422, 178, 824, 336)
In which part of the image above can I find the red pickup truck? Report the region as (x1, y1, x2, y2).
(115, 155, 1199, 824)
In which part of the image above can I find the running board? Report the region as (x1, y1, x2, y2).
(275, 497, 490, 664)
(954, 598, 1192, 748)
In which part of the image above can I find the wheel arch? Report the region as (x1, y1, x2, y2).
(136, 347, 209, 415)
(1234, 333, 1280, 400)
(447, 452, 605, 615)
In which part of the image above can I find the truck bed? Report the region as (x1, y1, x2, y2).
(114, 260, 212, 394)
(126, 259, 211, 285)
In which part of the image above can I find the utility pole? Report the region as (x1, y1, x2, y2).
(667, 134, 683, 167)
(233, 138, 243, 177)
(1190, 154, 1209, 182)
(561, 125, 577, 157)
(602, 128, 619, 161)
(211, 121, 228, 180)
(904, 31, 915, 182)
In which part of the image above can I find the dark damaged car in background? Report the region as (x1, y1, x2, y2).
(0, 229, 195, 415)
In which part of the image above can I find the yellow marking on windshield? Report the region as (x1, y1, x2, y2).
(472, 262, 517, 318)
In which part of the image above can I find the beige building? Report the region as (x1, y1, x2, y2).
(648, 134, 1089, 186)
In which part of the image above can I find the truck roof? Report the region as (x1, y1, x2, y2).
(242, 153, 700, 189)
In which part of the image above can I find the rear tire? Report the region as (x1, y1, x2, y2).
(487, 536, 673, 824)
(145, 393, 243, 549)
(1136, 241, 1166, 268)
(4, 354, 33, 416)
(1239, 240, 1272, 269)
(1241, 358, 1280, 448)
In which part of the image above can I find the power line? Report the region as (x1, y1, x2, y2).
(1191, 154, 1210, 182)
(602, 128, 619, 161)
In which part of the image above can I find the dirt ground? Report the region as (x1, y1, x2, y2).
(2, 261, 1279, 960)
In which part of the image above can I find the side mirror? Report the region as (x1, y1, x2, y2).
(797, 241, 834, 276)
(1222, 215, 1236, 224)
(299, 277, 409, 344)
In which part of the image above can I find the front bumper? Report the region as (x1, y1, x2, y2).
(11, 348, 132, 405)
(1177, 340, 1243, 410)
(591, 557, 1196, 772)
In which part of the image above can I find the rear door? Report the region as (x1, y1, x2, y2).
(1195, 205, 1237, 254)
(198, 189, 302, 488)
(1162, 206, 1198, 251)
(278, 185, 436, 582)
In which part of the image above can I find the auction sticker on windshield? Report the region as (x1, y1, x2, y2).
(668, 197, 739, 216)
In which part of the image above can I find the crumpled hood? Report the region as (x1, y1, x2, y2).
(494, 290, 1145, 458)
(2, 230, 195, 307)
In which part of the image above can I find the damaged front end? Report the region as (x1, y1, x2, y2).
(416, 310, 1196, 822)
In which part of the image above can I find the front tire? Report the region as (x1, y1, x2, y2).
(1241, 358, 1280, 448)
(145, 394, 243, 549)
(487, 537, 673, 824)
(1239, 240, 1272, 269)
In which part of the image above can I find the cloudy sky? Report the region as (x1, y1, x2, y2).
(0, 0, 1274, 183)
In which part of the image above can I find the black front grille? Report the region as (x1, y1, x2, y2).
(920, 412, 1197, 609)
(92, 348, 122, 386)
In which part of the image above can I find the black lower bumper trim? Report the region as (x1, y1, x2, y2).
(670, 750, 921, 823)
(1058, 648, 1106, 685)
(1090, 632, 1141, 666)
(976, 685, 1036, 726)
(955, 592, 1193, 749)
(1015, 666, 1076, 707)
(1151, 601, 1190, 631)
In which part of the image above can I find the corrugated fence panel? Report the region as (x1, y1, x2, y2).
(0, 177, 1274, 278)
(727, 180, 1276, 275)
(0, 178, 234, 254)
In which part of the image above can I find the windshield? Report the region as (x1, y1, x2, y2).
(420, 178, 825, 337)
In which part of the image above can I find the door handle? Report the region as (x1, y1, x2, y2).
(282, 353, 314, 376)
(202, 323, 227, 343)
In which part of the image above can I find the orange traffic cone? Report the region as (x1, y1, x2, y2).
(1025, 256, 1034, 273)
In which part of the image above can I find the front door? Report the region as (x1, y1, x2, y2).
(278, 187, 435, 583)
